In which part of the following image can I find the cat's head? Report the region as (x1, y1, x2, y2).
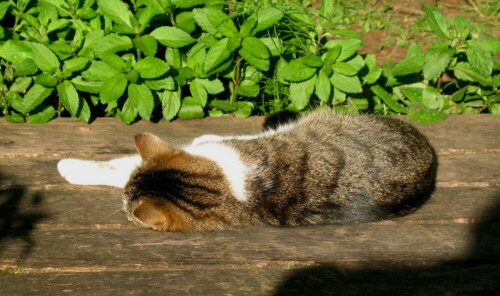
(122, 134, 250, 232)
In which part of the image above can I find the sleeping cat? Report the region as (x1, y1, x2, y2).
(58, 110, 436, 232)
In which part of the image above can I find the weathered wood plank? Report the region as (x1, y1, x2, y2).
(1, 115, 498, 157)
(1, 263, 498, 296)
(0, 187, 498, 226)
(1, 221, 499, 269)
(1, 153, 498, 190)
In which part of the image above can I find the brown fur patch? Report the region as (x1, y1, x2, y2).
(132, 196, 191, 232)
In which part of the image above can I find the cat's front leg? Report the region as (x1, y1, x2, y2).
(57, 155, 141, 188)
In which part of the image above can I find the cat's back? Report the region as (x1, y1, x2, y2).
(228, 111, 436, 225)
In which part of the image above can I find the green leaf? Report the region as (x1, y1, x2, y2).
(119, 97, 138, 124)
(0, 40, 33, 64)
(451, 87, 467, 102)
(76, 98, 91, 123)
(234, 101, 253, 118)
(451, 15, 470, 41)
(0, 2, 10, 21)
(133, 35, 157, 57)
(260, 37, 283, 57)
(57, 80, 80, 117)
(240, 16, 256, 37)
(362, 54, 382, 84)
(290, 75, 316, 110)
(332, 62, 357, 76)
(330, 29, 363, 40)
(175, 11, 196, 33)
(172, 0, 207, 8)
(100, 75, 127, 103)
(159, 90, 181, 121)
(453, 62, 491, 86)
(190, 79, 208, 107)
(150, 26, 196, 48)
(482, 37, 500, 55)
(236, 80, 260, 97)
(282, 59, 316, 82)
(4, 113, 25, 123)
(126, 69, 139, 83)
(10, 77, 32, 93)
(34, 73, 58, 87)
(210, 100, 237, 112)
(82, 61, 121, 80)
(301, 55, 324, 68)
(423, 4, 450, 39)
(331, 72, 362, 93)
(370, 84, 408, 113)
(192, 8, 238, 38)
(27, 105, 56, 124)
(92, 34, 133, 56)
(393, 42, 424, 76)
(14, 59, 37, 76)
(239, 47, 270, 72)
(423, 42, 454, 80)
(325, 39, 362, 62)
(15, 84, 53, 113)
(145, 77, 176, 91)
(30, 43, 60, 73)
(72, 77, 103, 94)
(466, 40, 493, 77)
(62, 57, 89, 76)
(422, 86, 443, 109)
(203, 38, 231, 73)
(399, 87, 424, 105)
(241, 37, 270, 60)
(345, 55, 365, 73)
(324, 46, 341, 64)
(134, 57, 170, 79)
(97, 0, 135, 30)
(209, 109, 224, 117)
(253, 7, 284, 33)
(198, 78, 224, 94)
(315, 69, 331, 102)
(178, 96, 204, 119)
(128, 83, 154, 120)
(319, 0, 334, 27)
(407, 105, 448, 123)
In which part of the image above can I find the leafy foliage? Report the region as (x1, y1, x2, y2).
(0, 0, 498, 124)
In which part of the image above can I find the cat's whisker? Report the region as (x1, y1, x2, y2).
(104, 207, 123, 218)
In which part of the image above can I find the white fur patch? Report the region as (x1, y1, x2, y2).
(57, 155, 141, 188)
(183, 142, 249, 202)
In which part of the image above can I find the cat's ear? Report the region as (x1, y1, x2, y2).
(132, 197, 190, 232)
(134, 133, 169, 161)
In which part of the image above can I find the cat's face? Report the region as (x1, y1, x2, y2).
(122, 134, 250, 232)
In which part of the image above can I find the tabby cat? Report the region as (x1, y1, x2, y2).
(58, 110, 436, 232)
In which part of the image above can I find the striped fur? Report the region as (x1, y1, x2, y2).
(122, 111, 436, 232)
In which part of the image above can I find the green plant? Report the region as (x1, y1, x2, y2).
(0, 1, 498, 124)
(377, 4, 500, 121)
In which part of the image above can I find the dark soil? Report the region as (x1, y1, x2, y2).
(313, 0, 500, 64)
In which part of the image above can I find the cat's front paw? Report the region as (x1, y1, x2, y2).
(57, 159, 101, 185)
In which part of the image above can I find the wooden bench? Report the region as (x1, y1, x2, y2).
(0, 115, 498, 295)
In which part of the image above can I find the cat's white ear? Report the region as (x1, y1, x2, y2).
(134, 133, 169, 161)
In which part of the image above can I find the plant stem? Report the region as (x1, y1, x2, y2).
(436, 73, 443, 90)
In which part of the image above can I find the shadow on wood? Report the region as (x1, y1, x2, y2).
(273, 195, 500, 296)
(0, 172, 48, 260)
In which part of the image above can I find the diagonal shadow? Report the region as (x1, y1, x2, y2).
(0, 172, 48, 260)
(273, 192, 500, 295)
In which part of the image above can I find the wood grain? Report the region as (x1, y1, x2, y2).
(0, 114, 498, 295)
